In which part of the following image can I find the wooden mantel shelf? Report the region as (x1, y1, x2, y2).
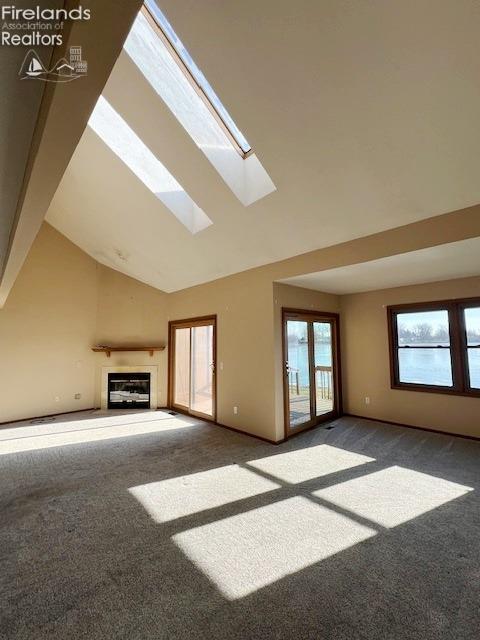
(92, 346, 165, 357)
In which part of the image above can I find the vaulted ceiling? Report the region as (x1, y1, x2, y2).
(0, 0, 143, 307)
(47, 0, 480, 292)
(0, 0, 61, 281)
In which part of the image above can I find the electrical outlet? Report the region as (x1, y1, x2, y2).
(365, 396, 370, 405)
(74, 393, 81, 400)
(54, 396, 60, 403)
(233, 406, 238, 415)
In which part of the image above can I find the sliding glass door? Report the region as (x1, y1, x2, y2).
(283, 310, 341, 436)
(169, 317, 216, 420)
(314, 321, 335, 418)
(285, 320, 312, 428)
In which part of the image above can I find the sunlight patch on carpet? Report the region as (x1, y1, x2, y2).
(173, 496, 376, 599)
(248, 444, 375, 484)
(314, 465, 473, 528)
(0, 414, 197, 455)
(129, 465, 280, 523)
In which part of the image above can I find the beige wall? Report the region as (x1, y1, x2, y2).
(0, 225, 171, 424)
(0, 224, 98, 423)
(341, 276, 480, 437)
(168, 273, 276, 440)
(94, 266, 169, 409)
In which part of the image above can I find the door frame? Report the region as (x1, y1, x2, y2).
(282, 308, 342, 439)
(168, 315, 217, 421)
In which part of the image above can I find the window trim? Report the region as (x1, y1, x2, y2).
(142, 5, 253, 159)
(387, 297, 480, 397)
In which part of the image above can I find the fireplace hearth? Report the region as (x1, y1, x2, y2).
(107, 372, 151, 409)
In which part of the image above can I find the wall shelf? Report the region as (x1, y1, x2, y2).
(92, 346, 165, 358)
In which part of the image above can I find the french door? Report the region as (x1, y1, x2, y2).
(169, 316, 216, 420)
(283, 309, 341, 437)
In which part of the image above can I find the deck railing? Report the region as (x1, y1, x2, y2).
(288, 367, 300, 394)
(315, 365, 332, 399)
(288, 365, 333, 399)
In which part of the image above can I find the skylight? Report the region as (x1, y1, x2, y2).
(88, 96, 212, 234)
(144, 0, 251, 156)
(124, 4, 276, 207)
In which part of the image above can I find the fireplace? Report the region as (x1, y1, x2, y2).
(107, 372, 151, 409)
(100, 366, 158, 410)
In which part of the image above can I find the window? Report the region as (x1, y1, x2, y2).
(465, 307, 480, 389)
(123, 3, 276, 206)
(387, 298, 480, 396)
(396, 309, 453, 387)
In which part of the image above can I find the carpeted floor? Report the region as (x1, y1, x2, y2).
(1, 410, 479, 639)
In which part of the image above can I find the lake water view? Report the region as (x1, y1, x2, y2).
(287, 343, 332, 386)
(287, 342, 480, 389)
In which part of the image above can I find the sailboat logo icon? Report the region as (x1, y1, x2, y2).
(19, 50, 47, 79)
(19, 48, 88, 83)
(26, 54, 45, 77)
